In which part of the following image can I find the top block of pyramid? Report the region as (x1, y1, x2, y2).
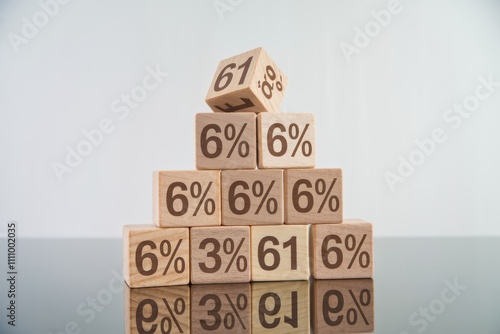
(206, 47, 288, 113)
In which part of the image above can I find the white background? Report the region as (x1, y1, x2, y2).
(1, 0, 500, 238)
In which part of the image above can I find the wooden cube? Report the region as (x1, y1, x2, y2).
(191, 283, 251, 334)
(251, 225, 309, 281)
(222, 169, 284, 226)
(195, 113, 257, 170)
(284, 168, 343, 224)
(153, 170, 221, 227)
(312, 279, 374, 333)
(257, 113, 315, 169)
(252, 280, 310, 334)
(123, 225, 189, 288)
(124, 284, 190, 334)
(311, 220, 373, 279)
(190, 226, 250, 284)
(206, 47, 288, 114)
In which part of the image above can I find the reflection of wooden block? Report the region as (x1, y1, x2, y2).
(284, 168, 343, 224)
(124, 284, 190, 334)
(206, 47, 288, 114)
(124, 225, 189, 288)
(312, 279, 374, 333)
(153, 170, 221, 227)
(191, 283, 251, 334)
(195, 113, 257, 170)
(252, 281, 310, 334)
(190, 226, 250, 284)
(222, 169, 284, 226)
(311, 220, 373, 279)
(257, 113, 315, 169)
(251, 225, 309, 281)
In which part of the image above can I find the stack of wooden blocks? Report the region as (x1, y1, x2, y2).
(123, 47, 374, 289)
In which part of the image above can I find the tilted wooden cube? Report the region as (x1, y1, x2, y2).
(206, 47, 288, 113)
(311, 219, 373, 279)
(195, 113, 257, 170)
(123, 224, 190, 288)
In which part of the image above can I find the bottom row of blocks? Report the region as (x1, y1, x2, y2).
(125, 279, 375, 334)
(124, 220, 373, 287)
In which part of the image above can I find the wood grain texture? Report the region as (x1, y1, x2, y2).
(311, 219, 373, 279)
(251, 280, 310, 334)
(191, 283, 251, 333)
(257, 113, 315, 169)
(312, 279, 374, 333)
(123, 224, 190, 288)
(222, 169, 284, 226)
(190, 226, 250, 284)
(284, 168, 343, 224)
(124, 284, 190, 334)
(205, 47, 288, 114)
(153, 170, 221, 227)
(251, 225, 310, 281)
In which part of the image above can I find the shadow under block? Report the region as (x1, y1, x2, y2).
(251, 225, 309, 281)
(284, 168, 343, 224)
(222, 169, 284, 226)
(195, 113, 257, 170)
(311, 220, 373, 279)
(124, 284, 190, 334)
(153, 170, 221, 227)
(191, 283, 251, 334)
(205, 47, 288, 114)
(312, 279, 375, 333)
(190, 226, 250, 284)
(257, 113, 315, 169)
(251, 281, 310, 334)
(123, 225, 190, 288)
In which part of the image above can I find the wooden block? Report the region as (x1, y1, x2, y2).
(195, 113, 257, 170)
(153, 170, 221, 227)
(284, 168, 343, 224)
(312, 279, 374, 333)
(257, 113, 315, 169)
(123, 225, 189, 288)
(124, 284, 190, 334)
(190, 226, 250, 284)
(251, 225, 309, 281)
(191, 283, 251, 333)
(222, 169, 284, 226)
(205, 47, 288, 114)
(311, 220, 373, 279)
(252, 280, 310, 334)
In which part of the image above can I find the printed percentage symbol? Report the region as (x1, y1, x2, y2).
(292, 177, 339, 214)
(224, 293, 248, 330)
(253, 180, 278, 214)
(223, 238, 248, 273)
(162, 297, 186, 333)
(161, 240, 186, 275)
(345, 234, 370, 269)
(346, 289, 371, 325)
(225, 123, 250, 158)
(289, 123, 312, 157)
(315, 178, 340, 213)
(228, 180, 278, 215)
(191, 181, 216, 216)
(135, 239, 185, 276)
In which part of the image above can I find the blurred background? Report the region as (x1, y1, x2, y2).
(1, 0, 500, 238)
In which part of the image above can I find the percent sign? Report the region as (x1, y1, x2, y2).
(292, 178, 339, 213)
(166, 181, 215, 217)
(199, 238, 248, 273)
(321, 234, 370, 269)
(201, 123, 250, 158)
(136, 297, 186, 334)
(267, 122, 312, 157)
(322, 288, 371, 326)
(136, 239, 186, 276)
(199, 293, 248, 331)
(229, 180, 278, 215)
